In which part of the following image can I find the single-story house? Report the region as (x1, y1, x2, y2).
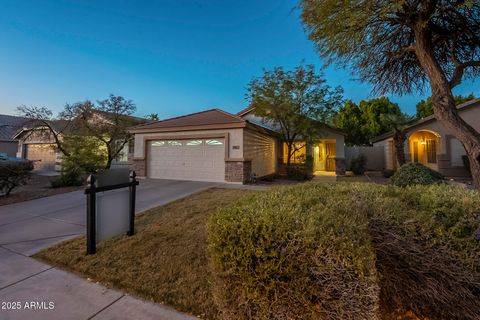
(128, 108, 345, 183)
(0, 114, 28, 157)
(13, 112, 143, 171)
(372, 98, 480, 177)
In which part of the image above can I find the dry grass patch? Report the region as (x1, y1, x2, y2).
(35, 188, 252, 319)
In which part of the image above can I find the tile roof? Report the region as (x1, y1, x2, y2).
(129, 108, 245, 130)
(0, 114, 29, 141)
(371, 98, 480, 143)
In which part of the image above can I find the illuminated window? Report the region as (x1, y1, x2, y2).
(168, 140, 182, 146)
(186, 140, 203, 146)
(206, 139, 223, 145)
(151, 141, 165, 147)
(283, 142, 306, 164)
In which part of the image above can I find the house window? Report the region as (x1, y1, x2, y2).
(283, 142, 306, 164)
(426, 140, 437, 163)
(115, 140, 129, 163)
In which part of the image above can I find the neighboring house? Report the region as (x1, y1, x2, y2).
(128, 108, 346, 184)
(13, 113, 143, 171)
(0, 114, 28, 157)
(372, 98, 480, 177)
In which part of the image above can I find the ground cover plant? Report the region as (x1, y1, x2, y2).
(390, 163, 445, 187)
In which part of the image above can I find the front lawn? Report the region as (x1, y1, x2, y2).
(35, 188, 252, 319)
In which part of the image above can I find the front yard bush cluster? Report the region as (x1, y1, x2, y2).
(208, 183, 480, 320)
(0, 160, 34, 196)
(390, 163, 445, 187)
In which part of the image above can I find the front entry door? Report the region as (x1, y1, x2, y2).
(325, 142, 336, 171)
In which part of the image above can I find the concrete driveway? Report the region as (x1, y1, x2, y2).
(0, 179, 217, 320)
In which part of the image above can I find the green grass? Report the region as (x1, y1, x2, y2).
(35, 188, 252, 319)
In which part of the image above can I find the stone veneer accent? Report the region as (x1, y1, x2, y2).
(132, 158, 146, 177)
(225, 160, 252, 183)
(335, 158, 346, 176)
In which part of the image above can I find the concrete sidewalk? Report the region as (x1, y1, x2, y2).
(0, 179, 216, 320)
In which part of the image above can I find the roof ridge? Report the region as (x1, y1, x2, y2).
(213, 108, 245, 122)
(131, 108, 222, 128)
(236, 105, 255, 116)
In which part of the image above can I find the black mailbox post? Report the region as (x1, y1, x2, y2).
(84, 170, 139, 255)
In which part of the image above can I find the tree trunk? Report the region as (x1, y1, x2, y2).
(105, 144, 113, 169)
(414, 27, 480, 188)
(393, 130, 407, 167)
(286, 143, 293, 167)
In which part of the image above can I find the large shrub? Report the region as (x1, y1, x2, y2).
(52, 136, 106, 187)
(208, 184, 380, 320)
(208, 183, 480, 320)
(390, 163, 444, 187)
(350, 154, 367, 175)
(359, 184, 480, 319)
(0, 160, 34, 196)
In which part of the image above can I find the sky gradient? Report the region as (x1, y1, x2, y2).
(0, 0, 478, 119)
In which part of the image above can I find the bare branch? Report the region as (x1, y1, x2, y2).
(450, 60, 480, 88)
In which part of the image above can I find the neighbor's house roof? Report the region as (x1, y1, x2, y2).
(128, 108, 279, 136)
(0, 114, 29, 141)
(371, 98, 480, 143)
(236, 105, 345, 136)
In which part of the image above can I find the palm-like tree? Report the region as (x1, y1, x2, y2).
(385, 113, 414, 167)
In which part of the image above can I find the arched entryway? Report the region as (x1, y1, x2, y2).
(408, 130, 441, 170)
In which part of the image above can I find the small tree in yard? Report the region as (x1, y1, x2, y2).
(61, 95, 137, 169)
(18, 95, 137, 171)
(300, 1, 480, 188)
(385, 113, 415, 166)
(247, 65, 343, 167)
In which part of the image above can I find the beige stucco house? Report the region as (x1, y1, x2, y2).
(372, 98, 480, 177)
(128, 108, 346, 184)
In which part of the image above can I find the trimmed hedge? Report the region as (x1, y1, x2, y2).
(0, 160, 34, 196)
(390, 163, 444, 187)
(208, 183, 480, 320)
(208, 184, 380, 320)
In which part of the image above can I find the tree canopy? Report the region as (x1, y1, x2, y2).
(300, 0, 480, 188)
(416, 93, 476, 118)
(333, 97, 404, 146)
(247, 65, 343, 165)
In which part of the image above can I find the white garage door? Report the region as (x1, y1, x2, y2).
(147, 138, 225, 182)
(25, 144, 56, 171)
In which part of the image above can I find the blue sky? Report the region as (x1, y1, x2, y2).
(0, 0, 478, 119)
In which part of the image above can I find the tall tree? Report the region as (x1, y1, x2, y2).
(334, 97, 403, 145)
(416, 93, 476, 118)
(300, 1, 480, 188)
(247, 65, 343, 166)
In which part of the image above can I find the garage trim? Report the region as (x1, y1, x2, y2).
(145, 136, 227, 182)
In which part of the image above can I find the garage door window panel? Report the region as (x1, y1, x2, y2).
(206, 139, 223, 145)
